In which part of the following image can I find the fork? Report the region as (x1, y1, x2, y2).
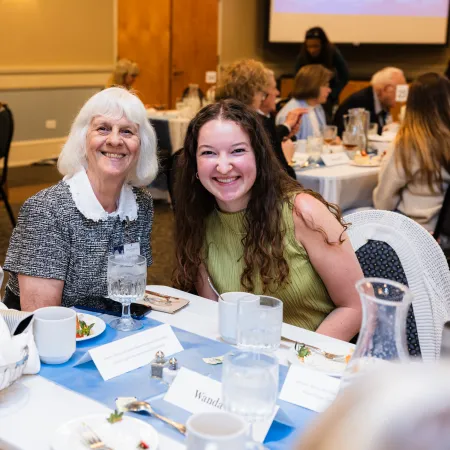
(295, 342, 348, 362)
(80, 423, 114, 450)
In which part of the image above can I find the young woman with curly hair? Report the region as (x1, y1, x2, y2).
(173, 99, 363, 341)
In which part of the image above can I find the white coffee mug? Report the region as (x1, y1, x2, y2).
(33, 307, 76, 364)
(186, 411, 263, 450)
(219, 293, 259, 344)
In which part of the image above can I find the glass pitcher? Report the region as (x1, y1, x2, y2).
(341, 278, 412, 389)
(343, 108, 370, 152)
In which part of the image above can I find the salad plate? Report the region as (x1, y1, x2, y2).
(76, 313, 106, 342)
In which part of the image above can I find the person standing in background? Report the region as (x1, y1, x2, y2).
(294, 27, 349, 121)
(106, 59, 140, 90)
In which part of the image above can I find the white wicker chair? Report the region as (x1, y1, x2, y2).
(344, 210, 450, 361)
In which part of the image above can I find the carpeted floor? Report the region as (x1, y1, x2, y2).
(1, 165, 176, 294)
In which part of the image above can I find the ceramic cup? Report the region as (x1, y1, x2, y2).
(33, 307, 76, 364)
(186, 411, 263, 450)
(218, 293, 259, 345)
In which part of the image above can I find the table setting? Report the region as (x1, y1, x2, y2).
(0, 252, 414, 450)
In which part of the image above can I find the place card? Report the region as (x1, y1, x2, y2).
(164, 367, 278, 443)
(279, 365, 340, 412)
(321, 152, 350, 167)
(74, 324, 183, 381)
(395, 84, 409, 102)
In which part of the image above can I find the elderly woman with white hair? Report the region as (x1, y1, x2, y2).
(334, 66, 406, 136)
(3, 87, 158, 311)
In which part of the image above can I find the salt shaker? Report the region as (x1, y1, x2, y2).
(162, 357, 180, 385)
(150, 351, 167, 379)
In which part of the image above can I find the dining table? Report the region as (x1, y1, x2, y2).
(0, 286, 354, 450)
(295, 161, 380, 213)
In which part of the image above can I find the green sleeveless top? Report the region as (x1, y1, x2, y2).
(204, 198, 335, 330)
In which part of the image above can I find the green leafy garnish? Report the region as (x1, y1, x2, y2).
(107, 410, 124, 424)
(295, 343, 311, 359)
(76, 316, 95, 338)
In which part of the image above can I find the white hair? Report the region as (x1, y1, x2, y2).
(58, 87, 158, 187)
(371, 67, 405, 88)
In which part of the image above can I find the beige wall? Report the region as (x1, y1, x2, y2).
(219, 0, 450, 80)
(0, 0, 115, 71)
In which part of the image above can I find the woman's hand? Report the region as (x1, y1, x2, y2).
(18, 275, 64, 311)
(293, 194, 363, 341)
(284, 108, 308, 138)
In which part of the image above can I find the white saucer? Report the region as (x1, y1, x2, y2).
(76, 313, 106, 342)
(50, 414, 159, 450)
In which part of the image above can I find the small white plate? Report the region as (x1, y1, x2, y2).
(287, 347, 350, 377)
(50, 414, 159, 450)
(349, 160, 381, 168)
(76, 313, 106, 342)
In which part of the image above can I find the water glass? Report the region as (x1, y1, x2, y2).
(368, 122, 379, 136)
(107, 254, 147, 331)
(236, 296, 283, 353)
(322, 125, 337, 147)
(222, 351, 279, 425)
(342, 131, 363, 158)
(306, 136, 323, 165)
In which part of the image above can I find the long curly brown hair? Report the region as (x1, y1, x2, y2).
(172, 99, 347, 293)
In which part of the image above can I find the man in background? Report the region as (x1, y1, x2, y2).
(334, 67, 406, 136)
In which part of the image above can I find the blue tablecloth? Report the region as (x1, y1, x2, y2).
(39, 312, 316, 449)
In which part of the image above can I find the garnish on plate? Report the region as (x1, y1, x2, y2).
(76, 315, 95, 338)
(295, 343, 312, 361)
(106, 409, 124, 424)
(137, 441, 149, 449)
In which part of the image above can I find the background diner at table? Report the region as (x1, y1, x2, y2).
(173, 99, 363, 342)
(2, 87, 158, 312)
(373, 72, 450, 232)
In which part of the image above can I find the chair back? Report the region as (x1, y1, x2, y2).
(0, 104, 14, 186)
(344, 209, 450, 361)
(149, 118, 172, 154)
(433, 185, 450, 242)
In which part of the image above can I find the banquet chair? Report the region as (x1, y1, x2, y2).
(148, 118, 172, 201)
(0, 103, 15, 227)
(344, 209, 450, 361)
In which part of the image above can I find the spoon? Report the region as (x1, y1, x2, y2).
(123, 400, 186, 435)
(207, 276, 224, 301)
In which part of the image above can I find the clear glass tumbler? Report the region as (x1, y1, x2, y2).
(236, 296, 283, 353)
(222, 351, 279, 433)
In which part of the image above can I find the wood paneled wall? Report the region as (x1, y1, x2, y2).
(118, 0, 171, 106)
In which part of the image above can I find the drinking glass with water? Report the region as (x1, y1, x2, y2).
(222, 351, 279, 437)
(107, 254, 147, 331)
(236, 295, 283, 353)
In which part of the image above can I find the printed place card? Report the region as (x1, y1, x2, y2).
(321, 152, 350, 167)
(74, 324, 183, 381)
(395, 84, 409, 102)
(164, 367, 278, 443)
(279, 365, 340, 412)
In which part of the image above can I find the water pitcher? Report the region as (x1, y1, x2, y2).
(343, 108, 370, 151)
(341, 278, 411, 388)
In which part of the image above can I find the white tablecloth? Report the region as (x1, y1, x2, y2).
(147, 111, 190, 153)
(296, 163, 380, 211)
(0, 286, 353, 450)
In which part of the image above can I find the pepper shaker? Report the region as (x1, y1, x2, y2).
(162, 357, 180, 385)
(150, 350, 167, 379)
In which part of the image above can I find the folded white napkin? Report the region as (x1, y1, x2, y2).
(0, 304, 40, 375)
